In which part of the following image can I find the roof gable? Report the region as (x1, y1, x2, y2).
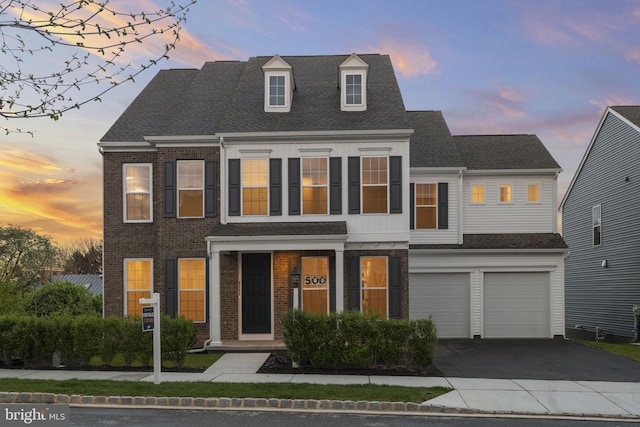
(408, 111, 463, 168)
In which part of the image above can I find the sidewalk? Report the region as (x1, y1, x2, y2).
(1, 353, 639, 418)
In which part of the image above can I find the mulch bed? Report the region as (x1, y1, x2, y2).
(257, 352, 443, 377)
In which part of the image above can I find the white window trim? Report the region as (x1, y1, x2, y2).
(360, 256, 389, 319)
(526, 182, 542, 204)
(301, 256, 330, 314)
(593, 204, 602, 247)
(341, 71, 367, 111)
(264, 71, 291, 112)
(123, 258, 154, 317)
(123, 163, 153, 223)
(241, 158, 270, 216)
(415, 183, 437, 230)
(178, 258, 207, 323)
(471, 183, 486, 204)
(498, 183, 513, 204)
(177, 160, 205, 219)
(302, 157, 329, 216)
(361, 156, 389, 215)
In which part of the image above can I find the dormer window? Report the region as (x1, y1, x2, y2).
(339, 54, 368, 111)
(262, 55, 294, 112)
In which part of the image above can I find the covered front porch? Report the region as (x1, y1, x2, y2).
(205, 222, 348, 347)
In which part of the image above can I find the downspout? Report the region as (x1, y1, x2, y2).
(458, 169, 463, 244)
(553, 171, 559, 234)
(219, 136, 227, 225)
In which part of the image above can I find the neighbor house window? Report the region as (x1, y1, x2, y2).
(593, 205, 601, 246)
(361, 257, 387, 318)
(302, 158, 328, 215)
(269, 75, 286, 107)
(362, 157, 388, 214)
(123, 164, 152, 222)
(345, 74, 363, 105)
(471, 184, 484, 203)
(177, 160, 204, 218)
(527, 184, 540, 202)
(301, 257, 329, 314)
(178, 258, 205, 322)
(124, 259, 152, 316)
(416, 183, 436, 229)
(242, 159, 268, 215)
(499, 184, 512, 203)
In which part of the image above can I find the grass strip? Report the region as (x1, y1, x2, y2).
(574, 339, 640, 363)
(0, 378, 449, 403)
(88, 353, 223, 370)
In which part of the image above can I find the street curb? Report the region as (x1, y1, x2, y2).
(1, 392, 640, 420)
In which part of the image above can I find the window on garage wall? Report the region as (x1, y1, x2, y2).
(416, 183, 437, 229)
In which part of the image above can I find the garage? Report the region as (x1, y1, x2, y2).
(409, 273, 470, 338)
(484, 272, 550, 338)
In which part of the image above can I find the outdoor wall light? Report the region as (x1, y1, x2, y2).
(290, 266, 300, 288)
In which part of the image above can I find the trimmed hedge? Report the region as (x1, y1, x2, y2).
(0, 315, 196, 369)
(282, 310, 437, 371)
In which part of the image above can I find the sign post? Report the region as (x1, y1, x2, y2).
(139, 292, 161, 384)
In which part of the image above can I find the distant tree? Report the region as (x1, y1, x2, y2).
(62, 238, 102, 274)
(22, 280, 101, 317)
(0, 0, 196, 134)
(0, 225, 56, 291)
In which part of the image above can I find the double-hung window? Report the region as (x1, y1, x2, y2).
(416, 183, 437, 229)
(269, 75, 286, 107)
(345, 74, 363, 105)
(178, 258, 205, 322)
(302, 158, 328, 215)
(242, 159, 269, 215)
(361, 257, 388, 318)
(123, 164, 152, 222)
(362, 156, 388, 214)
(177, 160, 204, 218)
(124, 259, 152, 316)
(593, 205, 602, 246)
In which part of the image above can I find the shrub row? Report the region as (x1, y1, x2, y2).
(281, 310, 437, 371)
(0, 314, 196, 369)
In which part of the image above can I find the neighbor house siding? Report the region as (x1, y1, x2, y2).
(563, 112, 640, 339)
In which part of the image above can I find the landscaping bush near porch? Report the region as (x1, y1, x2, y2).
(282, 310, 437, 371)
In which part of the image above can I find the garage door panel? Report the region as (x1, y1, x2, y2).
(409, 273, 470, 338)
(484, 272, 550, 338)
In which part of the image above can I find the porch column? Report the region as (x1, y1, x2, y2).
(335, 249, 344, 311)
(209, 247, 222, 346)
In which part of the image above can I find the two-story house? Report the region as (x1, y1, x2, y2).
(99, 53, 567, 348)
(561, 106, 640, 342)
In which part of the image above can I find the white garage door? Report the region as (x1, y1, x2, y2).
(484, 272, 550, 338)
(409, 273, 470, 338)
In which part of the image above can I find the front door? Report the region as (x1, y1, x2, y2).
(242, 253, 271, 334)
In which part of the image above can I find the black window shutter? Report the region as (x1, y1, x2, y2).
(329, 157, 342, 215)
(410, 183, 415, 230)
(165, 258, 178, 318)
(228, 159, 241, 216)
(205, 161, 217, 217)
(347, 157, 360, 214)
(347, 257, 360, 311)
(270, 158, 282, 216)
(164, 161, 176, 217)
(390, 156, 402, 213)
(388, 256, 402, 320)
(288, 158, 300, 215)
(438, 182, 449, 229)
(329, 256, 336, 313)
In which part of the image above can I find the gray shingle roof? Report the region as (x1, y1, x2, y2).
(611, 106, 640, 129)
(49, 274, 103, 296)
(407, 110, 463, 168)
(454, 134, 561, 170)
(210, 221, 347, 237)
(410, 233, 567, 250)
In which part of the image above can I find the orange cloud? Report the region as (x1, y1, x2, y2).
(371, 40, 438, 78)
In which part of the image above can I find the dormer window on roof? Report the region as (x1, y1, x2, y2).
(262, 55, 294, 113)
(339, 53, 369, 112)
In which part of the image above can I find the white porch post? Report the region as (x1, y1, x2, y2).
(335, 249, 344, 311)
(209, 247, 222, 346)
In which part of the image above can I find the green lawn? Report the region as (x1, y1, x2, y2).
(0, 378, 449, 403)
(575, 340, 640, 363)
(88, 352, 223, 370)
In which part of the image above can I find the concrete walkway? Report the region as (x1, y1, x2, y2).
(1, 353, 639, 418)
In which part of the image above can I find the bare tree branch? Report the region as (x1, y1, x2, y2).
(0, 0, 196, 134)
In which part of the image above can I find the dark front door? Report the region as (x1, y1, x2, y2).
(242, 253, 271, 334)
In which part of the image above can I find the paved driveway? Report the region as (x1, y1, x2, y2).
(433, 339, 640, 382)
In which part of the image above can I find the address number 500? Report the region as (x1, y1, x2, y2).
(304, 275, 327, 286)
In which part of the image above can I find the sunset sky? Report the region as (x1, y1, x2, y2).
(1, 0, 639, 243)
